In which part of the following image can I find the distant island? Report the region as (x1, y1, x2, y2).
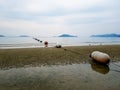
(58, 34, 77, 37)
(0, 35, 5, 37)
(0, 35, 31, 37)
(91, 33, 120, 37)
(19, 35, 30, 37)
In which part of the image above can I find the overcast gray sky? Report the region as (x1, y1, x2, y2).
(0, 0, 120, 36)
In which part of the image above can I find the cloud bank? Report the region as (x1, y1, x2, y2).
(0, 0, 120, 36)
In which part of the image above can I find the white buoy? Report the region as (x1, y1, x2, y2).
(55, 42, 62, 48)
(90, 51, 110, 64)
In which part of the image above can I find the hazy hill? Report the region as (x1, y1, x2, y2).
(0, 35, 5, 37)
(58, 34, 77, 37)
(19, 35, 30, 37)
(91, 33, 120, 37)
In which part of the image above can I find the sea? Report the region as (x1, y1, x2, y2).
(0, 36, 120, 49)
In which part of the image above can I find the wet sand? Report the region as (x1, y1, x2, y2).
(0, 45, 120, 67)
(0, 45, 120, 90)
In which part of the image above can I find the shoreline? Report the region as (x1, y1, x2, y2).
(0, 45, 120, 68)
(0, 43, 120, 49)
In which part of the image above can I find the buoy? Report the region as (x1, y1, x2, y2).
(33, 38, 42, 43)
(40, 41, 42, 43)
(55, 42, 62, 48)
(90, 51, 110, 64)
(44, 41, 48, 47)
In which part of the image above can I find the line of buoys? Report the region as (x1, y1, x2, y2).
(33, 38, 49, 47)
(90, 51, 110, 64)
(33, 38, 42, 43)
(33, 38, 63, 48)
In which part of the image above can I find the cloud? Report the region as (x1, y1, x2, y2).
(9, 0, 104, 12)
(0, 0, 105, 13)
(0, 0, 120, 36)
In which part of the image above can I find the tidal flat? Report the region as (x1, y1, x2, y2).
(0, 45, 120, 90)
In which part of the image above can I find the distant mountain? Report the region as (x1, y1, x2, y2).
(19, 35, 30, 37)
(91, 33, 120, 37)
(0, 35, 5, 37)
(58, 34, 77, 37)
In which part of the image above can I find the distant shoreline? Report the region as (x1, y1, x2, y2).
(0, 36, 120, 49)
(0, 43, 120, 49)
(91, 33, 120, 37)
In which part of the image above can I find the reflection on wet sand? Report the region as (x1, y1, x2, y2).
(0, 62, 120, 90)
(90, 61, 110, 74)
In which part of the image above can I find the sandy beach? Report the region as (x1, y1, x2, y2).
(0, 45, 120, 67)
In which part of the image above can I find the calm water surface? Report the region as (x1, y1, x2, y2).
(0, 62, 120, 90)
(0, 36, 120, 49)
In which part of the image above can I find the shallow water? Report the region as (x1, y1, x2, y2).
(0, 62, 120, 90)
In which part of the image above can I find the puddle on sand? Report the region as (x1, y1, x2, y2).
(0, 62, 120, 90)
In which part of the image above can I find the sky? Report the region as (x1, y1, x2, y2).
(0, 0, 120, 37)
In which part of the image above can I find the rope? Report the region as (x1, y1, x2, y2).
(62, 48, 81, 55)
(33, 38, 120, 73)
(63, 47, 120, 73)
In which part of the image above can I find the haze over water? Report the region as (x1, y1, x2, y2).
(0, 36, 120, 49)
